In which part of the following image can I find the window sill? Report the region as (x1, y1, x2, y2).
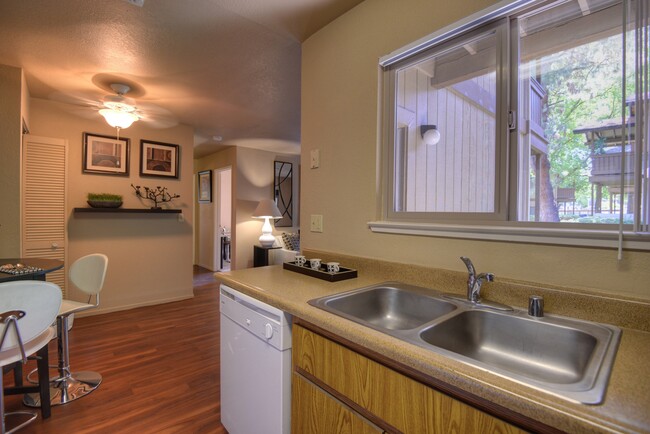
(367, 220, 650, 251)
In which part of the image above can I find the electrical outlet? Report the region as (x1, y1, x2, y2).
(123, 0, 145, 6)
(310, 149, 320, 169)
(310, 214, 323, 232)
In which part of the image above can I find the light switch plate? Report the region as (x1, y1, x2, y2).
(310, 214, 323, 232)
(310, 149, 320, 169)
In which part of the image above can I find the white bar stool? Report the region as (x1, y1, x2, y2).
(24, 253, 108, 407)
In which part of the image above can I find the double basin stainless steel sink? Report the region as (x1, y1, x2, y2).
(308, 282, 621, 404)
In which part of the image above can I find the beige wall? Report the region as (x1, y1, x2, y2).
(219, 169, 232, 231)
(29, 98, 194, 313)
(301, 0, 650, 300)
(0, 64, 24, 257)
(236, 146, 274, 269)
(21, 69, 30, 132)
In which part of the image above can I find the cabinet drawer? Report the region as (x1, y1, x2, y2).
(293, 324, 525, 434)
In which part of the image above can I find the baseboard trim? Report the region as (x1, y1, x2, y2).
(74, 294, 194, 317)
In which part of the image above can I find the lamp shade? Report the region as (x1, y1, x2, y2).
(252, 199, 282, 219)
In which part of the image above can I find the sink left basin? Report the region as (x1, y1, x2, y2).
(308, 283, 457, 331)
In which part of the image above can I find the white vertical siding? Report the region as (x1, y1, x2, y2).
(397, 68, 496, 213)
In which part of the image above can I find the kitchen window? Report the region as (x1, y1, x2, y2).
(373, 0, 650, 250)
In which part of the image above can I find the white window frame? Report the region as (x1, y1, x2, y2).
(371, 0, 650, 251)
(385, 20, 510, 223)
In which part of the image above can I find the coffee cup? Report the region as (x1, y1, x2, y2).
(295, 255, 307, 266)
(310, 258, 321, 270)
(326, 262, 340, 273)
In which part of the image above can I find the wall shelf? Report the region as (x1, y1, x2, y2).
(73, 208, 182, 214)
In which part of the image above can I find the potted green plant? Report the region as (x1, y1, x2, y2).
(87, 193, 123, 209)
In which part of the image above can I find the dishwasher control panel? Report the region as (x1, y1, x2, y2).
(220, 285, 292, 351)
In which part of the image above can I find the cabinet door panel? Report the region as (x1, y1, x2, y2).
(293, 324, 524, 434)
(292, 372, 383, 434)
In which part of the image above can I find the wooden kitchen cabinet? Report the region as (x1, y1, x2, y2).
(292, 323, 526, 434)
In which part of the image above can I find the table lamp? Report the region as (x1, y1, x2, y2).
(253, 199, 283, 247)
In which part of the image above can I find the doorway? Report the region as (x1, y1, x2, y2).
(215, 167, 232, 271)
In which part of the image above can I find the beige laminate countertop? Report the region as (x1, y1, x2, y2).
(215, 265, 650, 434)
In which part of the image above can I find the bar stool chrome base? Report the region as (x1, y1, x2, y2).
(24, 371, 102, 407)
(24, 313, 102, 408)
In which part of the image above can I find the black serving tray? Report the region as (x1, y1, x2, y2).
(283, 261, 358, 282)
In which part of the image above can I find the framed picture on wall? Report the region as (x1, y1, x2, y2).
(139, 140, 180, 179)
(198, 170, 212, 203)
(82, 132, 130, 176)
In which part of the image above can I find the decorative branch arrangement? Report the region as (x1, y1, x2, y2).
(131, 184, 180, 209)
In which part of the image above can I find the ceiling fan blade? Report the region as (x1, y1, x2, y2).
(138, 115, 179, 129)
(50, 90, 104, 109)
(135, 101, 179, 128)
(55, 105, 102, 121)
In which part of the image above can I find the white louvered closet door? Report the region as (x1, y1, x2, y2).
(22, 135, 68, 296)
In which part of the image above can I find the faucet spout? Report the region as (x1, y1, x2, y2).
(460, 256, 476, 276)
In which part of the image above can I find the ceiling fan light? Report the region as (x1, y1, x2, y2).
(99, 108, 139, 129)
(104, 101, 137, 112)
(103, 94, 137, 111)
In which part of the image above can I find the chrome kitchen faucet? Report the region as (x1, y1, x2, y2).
(447, 257, 512, 311)
(460, 256, 495, 303)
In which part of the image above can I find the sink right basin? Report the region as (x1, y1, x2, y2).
(420, 310, 597, 384)
(417, 309, 620, 403)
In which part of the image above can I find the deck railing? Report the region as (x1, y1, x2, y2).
(591, 152, 635, 176)
(529, 77, 546, 137)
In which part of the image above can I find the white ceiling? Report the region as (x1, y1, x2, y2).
(0, 0, 364, 157)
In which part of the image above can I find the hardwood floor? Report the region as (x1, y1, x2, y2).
(4, 266, 227, 433)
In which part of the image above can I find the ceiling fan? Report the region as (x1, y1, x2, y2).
(52, 81, 178, 130)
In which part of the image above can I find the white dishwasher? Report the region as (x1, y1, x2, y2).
(220, 284, 292, 434)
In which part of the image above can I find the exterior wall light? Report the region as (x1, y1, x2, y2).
(420, 125, 441, 145)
